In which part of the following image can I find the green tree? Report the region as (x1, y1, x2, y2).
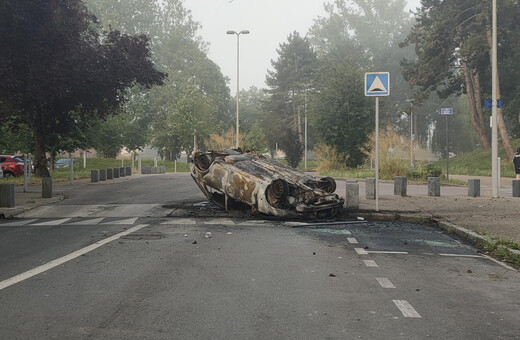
(310, 49, 373, 167)
(308, 0, 415, 123)
(264, 32, 318, 167)
(401, 0, 520, 159)
(0, 0, 165, 176)
(84, 0, 232, 153)
(151, 85, 217, 158)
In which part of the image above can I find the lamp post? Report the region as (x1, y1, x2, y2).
(491, 0, 499, 198)
(227, 29, 249, 149)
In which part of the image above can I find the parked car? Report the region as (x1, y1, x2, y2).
(190, 149, 344, 218)
(54, 158, 78, 168)
(0, 155, 26, 177)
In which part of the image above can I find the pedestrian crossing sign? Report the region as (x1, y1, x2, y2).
(365, 72, 390, 96)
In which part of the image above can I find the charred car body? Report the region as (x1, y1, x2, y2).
(190, 149, 344, 218)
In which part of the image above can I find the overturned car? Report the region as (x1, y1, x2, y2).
(190, 149, 344, 218)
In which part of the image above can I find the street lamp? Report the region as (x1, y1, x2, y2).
(227, 29, 250, 149)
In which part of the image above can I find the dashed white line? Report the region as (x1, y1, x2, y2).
(103, 217, 138, 225)
(376, 277, 396, 288)
(363, 260, 379, 267)
(393, 300, 421, 318)
(367, 251, 408, 255)
(355, 248, 368, 255)
(0, 224, 147, 292)
(347, 238, 358, 244)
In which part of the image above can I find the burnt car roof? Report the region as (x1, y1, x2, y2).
(190, 149, 344, 218)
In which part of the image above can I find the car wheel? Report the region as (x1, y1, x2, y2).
(3, 171, 14, 178)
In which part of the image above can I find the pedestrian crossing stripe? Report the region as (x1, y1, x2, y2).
(32, 218, 71, 226)
(103, 217, 138, 225)
(69, 217, 105, 225)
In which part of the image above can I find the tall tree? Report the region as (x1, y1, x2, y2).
(0, 0, 165, 176)
(401, 0, 520, 159)
(84, 0, 232, 154)
(310, 49, 373, 167)
(264, 32, 318, 167)
(309, 0, 415, 123)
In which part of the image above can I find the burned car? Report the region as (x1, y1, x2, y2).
(190, 149, 344, 218)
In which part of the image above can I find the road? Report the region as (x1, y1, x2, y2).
(1, 174, 519, 339)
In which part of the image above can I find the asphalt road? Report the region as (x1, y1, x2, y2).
(0, 174, 519, 339)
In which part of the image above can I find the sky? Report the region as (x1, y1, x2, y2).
(182, 0, 422, 95)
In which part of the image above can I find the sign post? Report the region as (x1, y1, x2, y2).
(440, 108, 453, 180)
(365, 72, 390, 212)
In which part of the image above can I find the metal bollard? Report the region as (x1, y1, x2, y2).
(345, 181, 359, 210)
(91, 170, 99, 183)
(365, 178, 376, 199)
(468, 179, 480, 197)
(99, 169, 107, 181)
(513, 180, 520, 198)
(0, 183, 15, 208)
(394, 176, 407, 196)
(42, 178, 52, 198)
(428, 177, 441, 196)
(106, 168, 113, 180)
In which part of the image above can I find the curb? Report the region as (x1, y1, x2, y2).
(0, 195, 64, 219)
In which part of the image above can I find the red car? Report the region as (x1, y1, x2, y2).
(0, 155, 26, 177)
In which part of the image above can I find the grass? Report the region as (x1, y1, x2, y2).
(483, 240, 520, 269)
(0, 157, 191, 185)
(433, 137, 520, 178)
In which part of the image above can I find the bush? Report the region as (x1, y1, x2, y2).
(379, 158, 408, 180)
(407, 163, 442, 180)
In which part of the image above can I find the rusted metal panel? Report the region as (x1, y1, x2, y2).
(190, 149, 344, 218)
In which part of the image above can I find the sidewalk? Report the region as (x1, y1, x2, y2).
(0, 175, 140, 218)
(1, 174, 519, 248)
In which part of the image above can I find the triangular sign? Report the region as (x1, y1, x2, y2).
(368, 76, 387, 93)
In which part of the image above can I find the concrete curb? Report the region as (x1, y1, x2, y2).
(0, 195, 64, 219)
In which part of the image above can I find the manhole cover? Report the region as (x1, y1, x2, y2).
(120, 233, 165, 240)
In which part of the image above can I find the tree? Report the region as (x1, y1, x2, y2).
(0, 0, 165, 176)
(264, 32, 318, 167)
(310, 49, 373, 167)
(401, 0, 520, 159)
(151, 85, 217, 158)
(308, 0, 415, 124)
(84, 0, 233, 153)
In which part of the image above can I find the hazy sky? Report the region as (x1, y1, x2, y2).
(183, 0, 421, 95)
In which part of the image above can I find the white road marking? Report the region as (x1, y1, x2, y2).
(363, 260, 379, 267)
(439, 253, 483, 258)
(0, 224, 147, 292)
(355, 248, 368, 255)
(347, 237, 358, 244)
(0, 219, 38, 227)
(240, 220, 268, 225)
(376, 277, 396, 288)
(367, 251, 409, 255)
(393, 300, 421, 318)
(203, 219, 235, 225)
(161, 218, 197, 225)
(482, 254, 518, 271)
(32, 218, 72, 226)
(103, 217, 138, 225)
(68, 218, 105, 225)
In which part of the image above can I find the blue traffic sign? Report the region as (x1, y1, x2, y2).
(484, 99, 503, 108)
(440, 108, 453, 115)
(365, 72, 390, 96)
